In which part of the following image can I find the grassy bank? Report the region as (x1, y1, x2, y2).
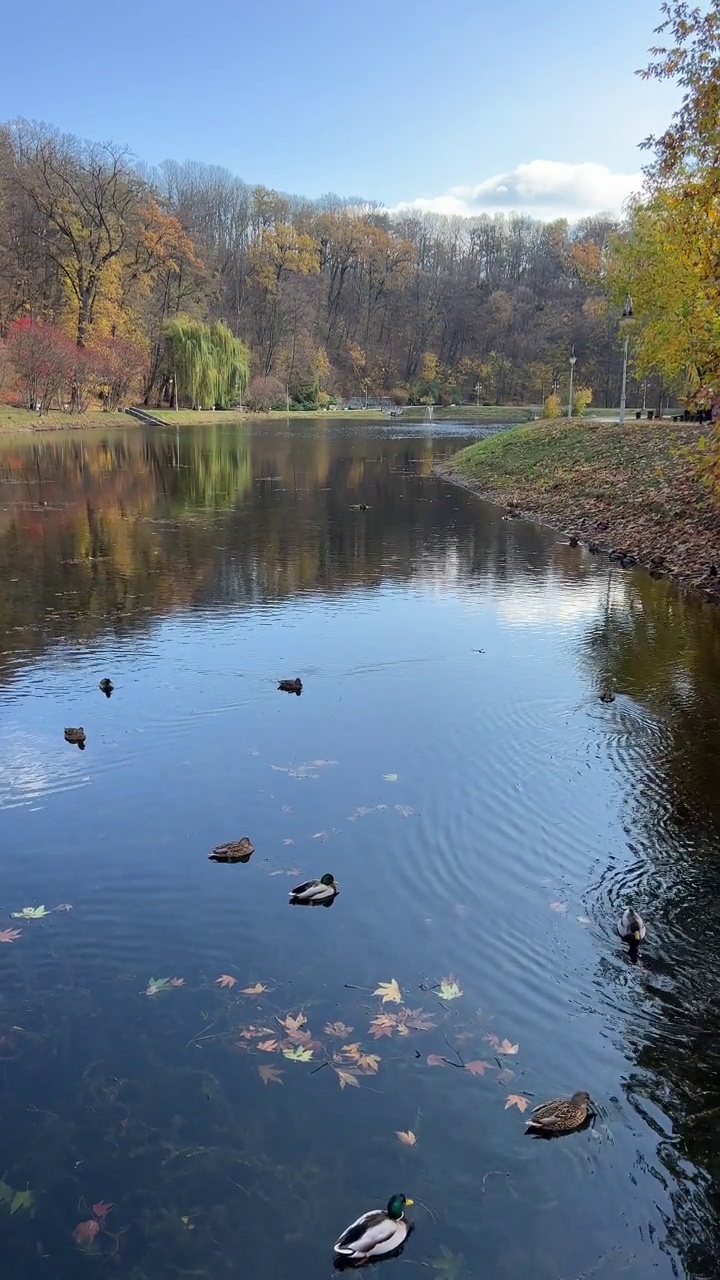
(443, 416, 720, 594)
(0, 406, 132, 435)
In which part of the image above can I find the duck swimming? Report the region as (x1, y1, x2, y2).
(525, 1090, 593, 1135)
(333, 1194, 413, 1265)
(209, 838, 254, 863)
(278, 678, 302, 695)
(289, 873, 338, 905)
(618, 907, 646, 945)
(64, 727, 86, 749)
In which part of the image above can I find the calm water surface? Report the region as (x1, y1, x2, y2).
(1, 415, 720, 1280)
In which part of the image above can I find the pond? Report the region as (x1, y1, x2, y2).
(1, 413, 720, 1280)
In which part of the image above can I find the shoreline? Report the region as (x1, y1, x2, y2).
(438, 417, 720, 608)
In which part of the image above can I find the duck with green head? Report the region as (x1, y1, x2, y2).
(333, 1194, 413, 1265)
(289, 873, 338, 905)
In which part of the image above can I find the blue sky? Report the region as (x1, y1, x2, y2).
(1, 0, 677, 219)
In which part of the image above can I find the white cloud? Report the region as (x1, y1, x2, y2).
(396, 160, 642, 222)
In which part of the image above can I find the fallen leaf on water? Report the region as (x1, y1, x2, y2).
(145, 977, 172, 997)
(181, 1215, 195, 1229)
(437, 976, 463, 1001)
(356, 1052, 381, 1074)
(73, 1220, 100, 1246)
(169, 977, 185, 988)
(497, 1067, 515, 1084)
(325, 1021, 354, 1038)
(238, 1025, 273, 1040)
(312, 831, 331, 840)
(369, 1013, 397, 1039)
(549, 902, 567, 913)
(395, 805, 415, 818)
(0, 928, 21, 943)
(11, 906, 48, 920)
(374, 978, 403, 1004)
(402, 1008, 437, 1031)
(10, 1188, 35, 1215)
(396, 1130, 417, 1146)
(465, 1060, 492, 1076)
(278, 1011, 307, 1036)
(577, 915, 591, 924)
(282, 1045, 313, 1063)
(426, 1054, 446, 1067)
(383, 773, 399, 782)
(335, 1068, 360, 1089)
(92, 1202, 113, 1220)
(431, 1245, 465, 1280)
(257, 1039, 279, 1052)
(485, 1032, 519, 1054)
(258, 1064, 284, 1086)
(505, 1094, 530, 1112)
(242, 982, 268, 996)
(341, 1042, 361, 1059)
(216, 974, 238, 989)
(283, 838, 294, 845)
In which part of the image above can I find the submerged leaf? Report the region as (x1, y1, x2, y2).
(0, 928, 21, 943)
(396, 1130, 417, 1146)
(465, 1060, 492, 1076)
(0, 1180, 14, 1205)
(73, 1219, 100, 1246)
(505, 1094, 529, 1112)
(10, 1188, 34, 1214)
(216, 974, 238, 989)
(437, 976, 463, 1001)
(324, 1021, 354, 1038)
(145, 977, 172, 996)
(374, 978, 403, 1004)
(282, 1044, 313, 1063)
(426, 1054, 446, 1067)
(335, 1068, 360, 1089)
(383, 773, 399, 782)
(257, 1039, 279, 1052)
(549, 902, 567, 913)
(369, 1013, 397, 1039)
(258, 1064, 284, 1086)
(92, 1201, 113, 1220)
(11, 906, 48, 920)
(402, 1007, 437, 1031)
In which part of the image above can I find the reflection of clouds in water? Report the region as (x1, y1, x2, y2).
(0, 731, 89, 809)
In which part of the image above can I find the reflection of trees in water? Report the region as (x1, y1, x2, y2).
(581, 576, 720, 1278)
(0, 425, 583, 679)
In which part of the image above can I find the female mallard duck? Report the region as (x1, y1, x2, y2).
(99, 678, 114, 697)
(618, 907, 646, 945)
(278, 678, 302, 695)
(209, 838, 254, 863)
(64, 727, 86, 749)
(333, 1194, 413, 1265)
(289, 873, 338, 905)
(525, 1090, 593, 1135)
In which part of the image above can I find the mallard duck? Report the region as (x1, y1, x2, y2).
(600, 688, 615, 703)
(525, 1090, 592, 1135)
(209, 838, 254, 863)
(278, 678, 302, 695)
(64, 727, 86, 749)
(333, 1195, 413, 1265)
(289, 873, 338, 905)
(99, 678, 114, 697)
(618, 907, 646, 944)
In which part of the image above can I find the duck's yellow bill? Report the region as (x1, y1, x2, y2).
(404, 1198, 414, 1207)
(633, 930, 641, 940)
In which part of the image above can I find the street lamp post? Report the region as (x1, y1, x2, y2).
(618, 295, 634, 427)
(567, 349, 577, 419)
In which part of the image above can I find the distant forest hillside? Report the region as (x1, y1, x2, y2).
(0, 119, 645, 410)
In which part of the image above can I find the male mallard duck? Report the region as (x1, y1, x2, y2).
(64, 727, 86, 749)
(618, 907, 646, 945)
(525, 1090, 592, 1135)
(209, 838, 254, 863)
(333, 1194, 413, 1265)
(278, 678, 302, 695)
(289, 873, 338, 905)
(99, 678, 114, 697)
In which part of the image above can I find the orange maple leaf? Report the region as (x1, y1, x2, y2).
(335, 1068, 360, 1089)
(465, 1060, 492, 1076)
(257, 1039, 278, 1052)
(73, 1220, 100, 1247)
(216, 974, 238, 989)
(0, 928, 21, 943)
(504, 1094, 529, 1112)
(242, 982, 268, 996)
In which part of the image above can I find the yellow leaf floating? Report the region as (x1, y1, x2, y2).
(282, 1045, 313, 1063)
(437, 976, 463, 1001)
(374, 978, 403, 1004)
(242, 982, 268, 996)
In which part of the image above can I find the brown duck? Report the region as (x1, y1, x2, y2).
(208, 838, 254, 863)
(278, 678, 302, 695)
(99, 678, 114, 697)
(64, 727, 86, 749)
(525, 1090, 593, 1135)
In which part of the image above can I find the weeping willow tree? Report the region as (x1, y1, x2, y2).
(163, 316, 249, 409)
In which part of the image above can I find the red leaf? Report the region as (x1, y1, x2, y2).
(426, 1054, 446, 1067)
(73, 1220, 101, 1246)
(92, 1201, 113, 1220)
(465, 1060, 492, 1076)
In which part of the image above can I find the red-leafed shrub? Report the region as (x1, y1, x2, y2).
(245, 375, 285, 411)
(7, 318, 76, 413)
(92, 336, 148, 410)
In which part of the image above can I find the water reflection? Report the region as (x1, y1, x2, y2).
(0, 418, 719, 1280)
